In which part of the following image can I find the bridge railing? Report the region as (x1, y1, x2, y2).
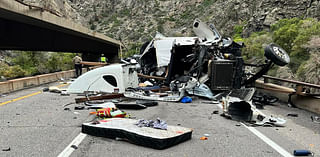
(256, 75, 320, 96)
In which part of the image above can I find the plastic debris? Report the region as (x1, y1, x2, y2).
(187, 84, 214, 100)
(86, 102, 116, 109)
(212, 110, 219, 114)
(74, 106, 85, 110)
(200, 137, 208, 140)
(42, 87, 49, 92)
(2, 147, 10, 151)
(70, 145, 78, 149)
(181, 96, 192, 103)
(48, 86, 62, 93)
(60, 91, 70, 96)
(90, 108, 126, 118)
(287, 113, 298, 117)
(311, 116, 320, 123)
(293, 150, 313, 156)
(136, 100, 158, 107)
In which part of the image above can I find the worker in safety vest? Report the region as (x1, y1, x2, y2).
(100, 54, 107, 63)
(72, 54, 82, 77)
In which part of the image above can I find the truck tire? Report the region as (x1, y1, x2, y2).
(264, 43, 290, 66)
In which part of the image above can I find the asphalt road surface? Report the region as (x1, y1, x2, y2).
(1, 82, 320, 157)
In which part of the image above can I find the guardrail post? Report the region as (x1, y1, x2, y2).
(296, 85, 303, 95)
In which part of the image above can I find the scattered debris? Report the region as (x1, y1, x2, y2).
(252, 94, 279, 105)
(204, 134, 210, 137)
(42, 87, 49, 92)
(73, 112, 80, 115)
(63, 102, 76, 107)
(287, 113, 298, 117)
(89, 108, 126, 118)
(60, 91, 70, 96)
(48, 86, 62, 93)
(293, 150, 313, 156)
(75, 93, 124, 103)
(85, 102, 116, 109)
(136, 100, 158, 107)
(70, 145, 78, 149)
(181, 96, 192, 103)
(64, 108, 71, 111)
(254, 102, 264, 109)
(311, 116, 320, 123)
(187, 83, 214, 100)
(235, 124, 241, 127)
(115, 103, 147, 110)
(212, 110, 219, 114)
(74, 106, 85, 110)
(200, 137, 208, 140)
(2, 147, 10, 151)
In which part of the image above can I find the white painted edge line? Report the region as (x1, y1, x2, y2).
(215, 103, 293, 157)
(57, 133, 87, 157)
(241, 123, 294, 157)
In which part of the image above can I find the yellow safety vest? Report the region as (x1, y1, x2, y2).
(100, 57, 106, 62)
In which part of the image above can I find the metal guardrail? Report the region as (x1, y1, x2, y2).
(262, 75, 320, 96)
(263, 75, 320, 89)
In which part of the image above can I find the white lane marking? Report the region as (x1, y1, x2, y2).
(241, 123, 294, 157)
(57, 133, 87, 157)
(215, 103, 293, 157)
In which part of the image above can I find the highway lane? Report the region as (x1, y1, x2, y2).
(0, 83, 320, 157)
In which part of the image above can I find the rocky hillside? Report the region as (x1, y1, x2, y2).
(66, 0, 320, 44)
(21, 0, 320, 44)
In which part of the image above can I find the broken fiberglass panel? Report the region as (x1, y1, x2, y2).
(154, 39, 175, 67)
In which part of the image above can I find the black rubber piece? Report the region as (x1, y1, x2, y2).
(264, 43, 290, 66)
(82, 124, 192, 149)
(115, 103, 147, 109)
(136, 100, 158, 107)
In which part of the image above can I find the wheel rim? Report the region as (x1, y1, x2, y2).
(272, 46, 290, 63)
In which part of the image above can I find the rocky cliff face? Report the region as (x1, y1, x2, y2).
(21, 0, 320, 43)
(22, 0, 85, 25)
(67, 0, 320, 43)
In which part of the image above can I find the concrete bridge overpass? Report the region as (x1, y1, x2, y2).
(0, 0, 122, 62)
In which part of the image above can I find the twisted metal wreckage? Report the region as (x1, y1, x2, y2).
(67, 19, 290, 126)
